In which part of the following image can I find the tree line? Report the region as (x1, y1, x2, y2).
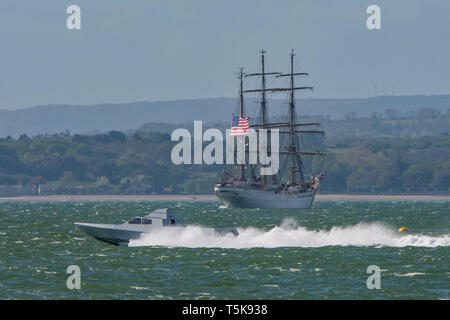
(0, 130, 449, 194)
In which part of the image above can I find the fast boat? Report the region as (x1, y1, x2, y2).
(74, 208, 238, 245)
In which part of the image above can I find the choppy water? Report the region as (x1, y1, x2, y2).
(0, 200, 448, 299)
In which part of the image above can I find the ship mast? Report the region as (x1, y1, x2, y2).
(260, 50, 268, 187)
(239, 67, 245, 181)
(261, 50, 267, 128)
(289, 50, 296, 184)
(275, 49, 314, 184)
(239, 49, 325, 185)
(245, 49, 281, 187)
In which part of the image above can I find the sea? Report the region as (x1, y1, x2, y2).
(0, 200, 448, 299)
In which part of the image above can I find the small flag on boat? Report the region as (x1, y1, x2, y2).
(230, 116, 249, 136)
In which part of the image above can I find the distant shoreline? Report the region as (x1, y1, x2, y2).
(0, 194, 449, 202)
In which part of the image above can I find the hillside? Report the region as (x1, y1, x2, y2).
(136, 109, 450, 142)
(1, 95, 449, 137)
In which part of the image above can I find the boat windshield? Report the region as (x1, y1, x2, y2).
(142, 218, 152, 225)
(128, 217, 142, 224)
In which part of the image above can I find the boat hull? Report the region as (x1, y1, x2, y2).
(214, 186, 317, 209)
(74, 223, 144, 245)
(75, 223, 239, 245)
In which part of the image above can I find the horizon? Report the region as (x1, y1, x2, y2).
(1, 92, 450, 112)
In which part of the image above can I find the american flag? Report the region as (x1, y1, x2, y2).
(230, 116, 250, 136)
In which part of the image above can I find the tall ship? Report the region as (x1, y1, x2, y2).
(214, 49, 326, 209)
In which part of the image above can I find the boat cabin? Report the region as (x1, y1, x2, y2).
(127, 217, 153, 225)
(125, 208, 181, 227)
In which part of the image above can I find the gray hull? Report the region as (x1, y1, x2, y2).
(214, 186, 317, 209)
(75, 223, 238, 246)
(74, 223, 146, 245)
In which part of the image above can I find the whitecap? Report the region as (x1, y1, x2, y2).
(394, 272, 426, 277)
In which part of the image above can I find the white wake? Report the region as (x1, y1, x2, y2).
(128, 219, 450, 249)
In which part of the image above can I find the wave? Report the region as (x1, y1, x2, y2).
(128, 218, 450, 249)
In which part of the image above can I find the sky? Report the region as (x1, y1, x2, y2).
(0, 0, 449, 110)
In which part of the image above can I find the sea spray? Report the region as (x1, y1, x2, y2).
(129, 219, 450, 248)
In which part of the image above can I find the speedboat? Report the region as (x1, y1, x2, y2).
(74, 208, 238, 245)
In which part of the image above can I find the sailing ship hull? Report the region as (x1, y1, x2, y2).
(214, 185, 317, 209)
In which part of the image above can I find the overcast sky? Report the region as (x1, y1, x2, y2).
(0, 0, 449, 110)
